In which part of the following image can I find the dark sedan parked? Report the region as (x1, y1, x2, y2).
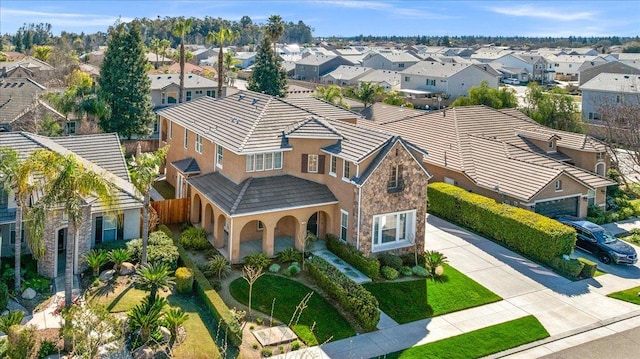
(558, 218, 638, 265)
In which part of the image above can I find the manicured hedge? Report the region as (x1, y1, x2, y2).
(427, 183, 576, 266)
(578, 257, 597, 278)
(170, 230, 242, 346)
(549, 256, 584, 279)
(307, 256, 380, 331)
(325, 234, 380, 278)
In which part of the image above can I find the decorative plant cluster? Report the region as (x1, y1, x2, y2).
(127, 231, 179, 270)
(325, 234, 380, 278)
(180, 227, 211, 250)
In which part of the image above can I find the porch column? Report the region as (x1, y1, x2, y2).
(230, 221, 241, 263)
(262, 223, 275, 257)
(294, 219, 305, 252)
(214, 214, 225, 248)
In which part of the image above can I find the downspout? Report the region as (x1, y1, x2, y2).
(357, 185, 362, 250)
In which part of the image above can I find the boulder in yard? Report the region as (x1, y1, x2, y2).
(132, 345, 154, 359)
(21, 287, 37, 300)
(159, 326, 171, 342)
(120, 262, 135, 276)
(99, 269, 115, 282)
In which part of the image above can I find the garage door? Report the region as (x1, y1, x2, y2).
(535, 196, 579, 218)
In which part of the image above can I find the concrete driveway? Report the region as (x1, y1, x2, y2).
(425, 215, 640, 338)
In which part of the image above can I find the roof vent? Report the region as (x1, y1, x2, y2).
(188, 75, 193, 78)
(624, 75, 629, 79)
(251, 98, 259, 105)
(238, 94, 245, 101)
(157, 76, 161, 79)
(230, 117, 239, 124)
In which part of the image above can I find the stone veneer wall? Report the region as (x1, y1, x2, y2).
(355, 142, 428, 257)
(38, 205, 93, 279)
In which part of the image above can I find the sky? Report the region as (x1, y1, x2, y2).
(1, 0, 639, 38)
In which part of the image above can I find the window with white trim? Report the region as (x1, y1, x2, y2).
(102, 215, 118, 241)
(184, 129, 188, 149)
(587, 189, 596, 206)
(195, 134, 202, 153)
(340, 210, 348, 241)
(372, 210, 416, 252)
(308, 154, 318, 173)
(342, 160, 351, 181)
(274, 152, 282, 169)
(555, 180, 562, 191)
(329, 155, 337, 176)
(255, 153, 264, 171)
(246, 152, 283, 173)
(216, 145, 223, 168)
(264, 153, 273, 170)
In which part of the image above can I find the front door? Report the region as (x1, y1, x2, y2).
(57, 228, 67, 277)
(307, 212, 319, 237)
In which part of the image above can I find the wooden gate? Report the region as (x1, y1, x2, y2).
(151, 198, 190, 224)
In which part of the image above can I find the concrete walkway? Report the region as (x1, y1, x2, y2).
(275, 215, 640, 358)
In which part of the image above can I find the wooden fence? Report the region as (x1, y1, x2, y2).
(151, 198, 190, 224)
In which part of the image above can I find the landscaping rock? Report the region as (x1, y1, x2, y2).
(22, 287, 37, 300)
(120, 262, 135, 276)
(132, 345, 154, 359)
(99, 269, 115, 282)
(159, 326, 171, 342)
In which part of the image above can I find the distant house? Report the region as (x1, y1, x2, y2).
(321, 65, 373, 86)
(0, 132, 142, 279)
(357, 70, 401, 91)
(489, 53, 552, 84)
(0, 78, 67, 133)
(0, 57, 55, 86)
(580, 73, 640, 122)
(191, 48, 216, 65)
(546, 55, 608, 81)
(234, 52, 256, 69)
(149, 73, 218, 109)
(359, 104, 614, 218)
(362, 52, 420, 71)
(578, 61, 640, 86)
(400, 61, 501, 100)
(295, 55, 354, 82)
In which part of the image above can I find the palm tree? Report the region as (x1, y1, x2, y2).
(265, 15, 285, 55)
(0, 148, 52, 292)
(26, 150, 118, 307)
(134, 263, 175, 305)
(223, 51, 241, 87)
(150, 38, 160, 69)
(84, 249, 109, 277)
(162, 308, 189, 346)
(315, 85, 350, 109)
(128, 295, 167, 344)
(160, 39, 171, 63)
(129, 145, 168, 265)
(206, 27, 239, 98)
(346, 82, 384, 108)
(172, 18, 192, 103)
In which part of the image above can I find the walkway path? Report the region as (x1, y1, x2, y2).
(275, 215, 640, 358)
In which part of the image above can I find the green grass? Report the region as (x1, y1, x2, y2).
(594, 269, 606, 277)
(153, 179, 175, 200)
(364, 264, 501, 324)
(607, 286, 640, 305)
(381, 315, 549, 359)
(229, 274, 356, 345)
(621, 233, 640, 246)
(93, 286, 152, 312)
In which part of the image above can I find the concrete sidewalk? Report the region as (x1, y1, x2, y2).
(275, 215, 640, 359)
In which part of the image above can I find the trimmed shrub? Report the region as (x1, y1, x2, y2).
(268, 264, 281, 273)
(175, 267, 194, 294)
(285, 263, 300, 277)
(127, 231, 179, 270)
(400, 266, 413, 276)
(381, 266, 399, 280)
(205, 256, 231, 279)
(325, 234, 380, 278)
(578, 257, 597, 278)
(307, 256, 379, 331)
(549, 256, 584, 279)
(172, 236, 242, 345)
(0, 282, 8, 312)
(378, 253, 403, 270)
(277, 248, 302, 263)
(180, 227, 211, 250)
(412, 265, 429, 277)
(428, 183, 576, 270)
(243, 253, 271, 270)
(158, 224, 174, 240)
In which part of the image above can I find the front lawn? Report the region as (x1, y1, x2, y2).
(229, 274, 356, 345)
(364, 264, 501, 324)
(381, 315, 549, 359)
(607, 286, 640, 305)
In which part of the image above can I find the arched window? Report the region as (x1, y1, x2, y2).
(595, 162, 606, 177)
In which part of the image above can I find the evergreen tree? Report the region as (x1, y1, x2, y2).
(97, 21, 155, 139)
(247, 37, 287, 97)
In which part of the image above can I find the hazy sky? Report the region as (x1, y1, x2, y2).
(1, 0, 639, 37)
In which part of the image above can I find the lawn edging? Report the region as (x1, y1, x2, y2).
(160, 224, 243, 346)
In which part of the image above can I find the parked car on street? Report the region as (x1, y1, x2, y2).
(502, 78, 520, 85)
(557, 217, 638, 265)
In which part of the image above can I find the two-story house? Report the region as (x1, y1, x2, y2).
(295, 55, 354, 82)
(0, 78, 67, 133)
(362, 52, 420, 71)
(0, 132, 142, 279)
(149, 73, 218, 109)
(321, 65, 374, 86)
(580, 73, 640, 122)
(358, 104, 615, 219)
(157, 91, 431, 262)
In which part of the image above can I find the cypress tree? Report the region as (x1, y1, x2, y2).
(247, 37, 287, 97)
(98, 21, 155, 139)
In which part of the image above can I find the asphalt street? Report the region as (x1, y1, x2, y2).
(538, 326, 640, 359)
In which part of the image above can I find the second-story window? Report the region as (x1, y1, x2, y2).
(162, 92, 166, 104)
(264, 153, 273, 170)
(308, 154, 318, 173)
(195, 134, 202, 154)
(184, 129, 188, 149)
(329, 155, 337, 176)
(186, 91, 192, 101)
(216, 145, 223, 168)
(246, 152, 284, 172)
(343, 160, 351, 181)
(555, 180, 562, 191)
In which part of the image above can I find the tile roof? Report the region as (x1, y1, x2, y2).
(357, 69, 401, 85)
(157, 90, 378, 157)
(149, 73, 216, 90)
(284, 117, 343, 139)
(171, 157, 201, 174)
(0, 78, 45, 125)
(322, 65, 373, 81)
(0, 132, 141, 212)
(188, 173, 337, 216)
(358, 105, 614, 201)
(579, 73, 640, 94)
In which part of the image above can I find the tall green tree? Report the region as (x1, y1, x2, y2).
(160, 39, 171, 62)
(223, 50, 241, 87)
(315, 85, 350, 109)
(98, 21, 155, 139)
(129, 145, 168, 265)
(450, 80, 518, 109)
(265, 15, 285, 54)
(149, 38, 160, 69)
(346, 82, 384, 108)
(522, 82, 583, 132)
(27, 151, 118, 307)
(247, 37, 287, 97)
(172, 18, 192, 103)
(206, 27, 239, 97)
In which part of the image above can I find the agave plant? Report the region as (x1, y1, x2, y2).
(108, 248, 132, 273)
(0, 310, 25, 333)
(127, 295, 167, 344)
(162, 308, 189, 345)
(207, 255, 231, 279)
(134, 263, 175, 304)
(424, 250, 448, 277)
(84, 249, 109, 277)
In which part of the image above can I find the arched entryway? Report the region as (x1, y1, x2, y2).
(275, 215, 300, 251)
(306, 210, 331, 239)
(215, 214, 227, 248)
(191, 193, 202, 224)
(203, 204, 214, 234)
